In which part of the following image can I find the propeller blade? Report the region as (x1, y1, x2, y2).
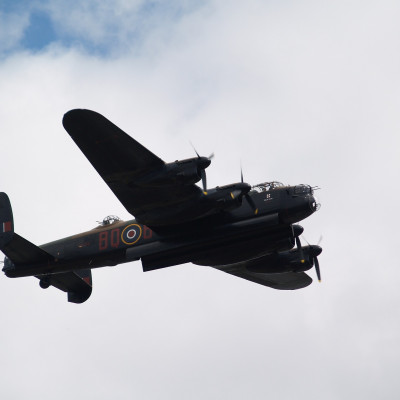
(295, 236, 305, 263)
(190, 144, 214, 192)
(245, 193, 258, 215)
(191, 142, 214, 162)
(230, 190, 243, 199)
(314, 256, 321, 282)
(201, 169, 207, 192)
(190, 142, 201, 158)
(238, 166, 257, 214)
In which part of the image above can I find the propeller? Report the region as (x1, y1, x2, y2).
(296, 235, 322, 282)
(295, 236, 305, 263)
(191, 143, 214, 192)
(306, 235, 322, 281)
(241, 167, 258, 215)
(314, 255, 321, 282)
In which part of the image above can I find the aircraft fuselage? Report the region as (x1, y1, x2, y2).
(3, 185, 317, 278)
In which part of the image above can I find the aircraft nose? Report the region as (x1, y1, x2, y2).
(309, 195, 321, 212)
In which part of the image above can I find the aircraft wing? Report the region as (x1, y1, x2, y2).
(213, 264, 312, 290)
(63, 109, 203, 227)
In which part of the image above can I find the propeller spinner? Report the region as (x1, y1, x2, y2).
(295, 236, 323, 282)
(191, 144, 214, 192)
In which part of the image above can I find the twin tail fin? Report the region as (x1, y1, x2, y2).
(0, 192, 13, 249)
(0, 192, 92, 303)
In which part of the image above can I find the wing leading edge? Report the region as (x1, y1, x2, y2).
(63, 109, 204, 226)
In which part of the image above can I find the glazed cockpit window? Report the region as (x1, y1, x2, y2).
(294, 185, 313, 195)
(252, 181, 285, 192)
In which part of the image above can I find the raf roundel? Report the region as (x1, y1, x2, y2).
(121, 224, 142, 245)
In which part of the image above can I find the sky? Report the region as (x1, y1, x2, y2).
(0, 1, 399, 399)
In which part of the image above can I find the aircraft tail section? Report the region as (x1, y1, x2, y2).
(0, 192, 14, 249)
(2, 233, 55, 266)
(0, 192, 54, 265)
(1, 192, 92, 303)
(0, 192, 54, 266)
(42, 269, 92, 304)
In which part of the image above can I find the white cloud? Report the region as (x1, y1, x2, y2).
(0, 1, 400, 399)
(36, 0, 207, 54)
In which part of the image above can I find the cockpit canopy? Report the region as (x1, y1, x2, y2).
(252, 182, 315, 196)
(252, 181, 285, 192)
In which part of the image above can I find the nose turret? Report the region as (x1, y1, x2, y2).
(309, 195, 321, 212)
(280, 185, 320, 224)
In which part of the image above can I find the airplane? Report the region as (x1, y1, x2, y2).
(0, 109, 322, 304)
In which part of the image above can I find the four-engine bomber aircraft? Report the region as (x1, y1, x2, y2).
(0, 110, 322, 303)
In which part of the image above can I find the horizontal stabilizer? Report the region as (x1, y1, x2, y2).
(37, 269, 93, 304)
(1, 192, 54, 266)
(2, 233, 54, 266)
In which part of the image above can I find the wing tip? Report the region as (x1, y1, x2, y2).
(63, 109, 96, 129)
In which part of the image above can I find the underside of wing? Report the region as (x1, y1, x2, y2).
(63, 109, 204, 227)
(213, 263, 312, 290)
(63, 109, 165, 177)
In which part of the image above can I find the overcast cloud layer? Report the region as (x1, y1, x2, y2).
(0, 1, 399, 399)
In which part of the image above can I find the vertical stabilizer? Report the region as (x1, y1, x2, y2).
(0, 193, 14, 249)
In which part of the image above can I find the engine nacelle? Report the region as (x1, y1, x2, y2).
(245, 247, 316, 274)
(166, 163, 200, 184)
(202, 182, 252, 211)
(166, 156, 211, 184)
(138, 157, 211, 187)
(210, 192, 243, 210)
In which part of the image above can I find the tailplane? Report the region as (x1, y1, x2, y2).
(0, 192, 54, 267)
(1, 192, 93, 303)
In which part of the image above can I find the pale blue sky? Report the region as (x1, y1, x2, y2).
(0, 0, 205, 56)
(1, 1, 400, 399)
(21, 9, 56, 50)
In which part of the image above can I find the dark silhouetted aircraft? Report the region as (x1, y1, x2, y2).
(0, 110, 322, 303)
